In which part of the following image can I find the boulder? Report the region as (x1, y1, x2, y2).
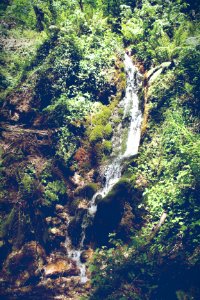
(75, 183, 98, 200)
(44, 259, 79, 277)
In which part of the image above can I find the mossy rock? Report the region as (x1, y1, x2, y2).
(102, 178, 130, 203)
(76, 183, 98, 200)
(92, 178, 131, 246)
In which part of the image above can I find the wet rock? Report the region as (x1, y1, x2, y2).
(95, 194, 103, 203)
(68, 210, 85, 247)
(44, 259, 79, 277)
(80, 249, 93, 263)
(45, 216, 52, 224)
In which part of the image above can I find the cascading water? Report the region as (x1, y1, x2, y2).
(65, 53, 142, 283)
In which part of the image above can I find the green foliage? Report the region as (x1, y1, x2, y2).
(86, 2, 200, 299)
(0, 28, 47, 99)
(121, 0, 199, 66)
(43, 180, 66, 206)
(5, 0, 37, 29)
(56, 126, 78, 164)
(17, 166, 36, 197)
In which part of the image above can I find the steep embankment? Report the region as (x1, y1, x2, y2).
(0, 5, 128, 299)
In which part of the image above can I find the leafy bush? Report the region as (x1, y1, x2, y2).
(43, 180, 66, 207)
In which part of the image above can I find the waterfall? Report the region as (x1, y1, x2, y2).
(65, 53, 142, 284)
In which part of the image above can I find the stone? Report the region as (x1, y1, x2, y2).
(46, 216, 52, 224)
(52, 217, 62, 226)
(44, 259, 79, 277)
(49, 227, 65, 237)
(85, 170, 95, 182)
(57, 212, 69, 221)
(80, 249, 93, 263)
(55, 204, 65, 212)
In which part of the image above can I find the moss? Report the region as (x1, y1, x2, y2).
(89, 123, 112, 144)
(104, 124, 113, 139)
(105, 178, 130, 202)
(89, 125, 104, 143)
(94, 106, 112, 125)
(118, 108, 124, 117)
(77, 183, 98, 199)
(118, 72, 126, 92)
(112, 116, 121, 125)
(103, 140, 112, 155)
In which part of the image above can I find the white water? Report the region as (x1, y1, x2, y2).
(65, 53, 142, 283)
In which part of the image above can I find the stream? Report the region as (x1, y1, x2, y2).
(65, 53, 142, 283)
